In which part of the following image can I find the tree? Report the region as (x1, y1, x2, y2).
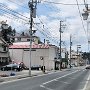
(1, 23, 16, 43)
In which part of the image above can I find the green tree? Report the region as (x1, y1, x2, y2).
(1, 24, 16, 43)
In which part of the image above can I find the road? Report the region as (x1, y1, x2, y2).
(0, 68, 90, 90)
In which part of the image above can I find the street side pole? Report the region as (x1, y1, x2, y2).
(28, 0, 38, 76)
(59, 21, 62, 70)
(70, 34, 72, 68)
(28, 0, 33, 76)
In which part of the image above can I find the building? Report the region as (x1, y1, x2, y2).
(9, 33, 68, 70)
(11, 31, 41, 44)
(0, 37, 10, 66)
(9, 42, 59, 70)
(70, 50, 84, 66)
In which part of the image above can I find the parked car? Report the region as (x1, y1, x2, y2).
(31, 65, 41, 70)
(85, 65, 90, 69)
(0, 64, 22, 71)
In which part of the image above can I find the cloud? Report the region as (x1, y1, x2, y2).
(7, 3, 18, 10)
(40, 0, 90, 51)
(0, 0, 90, 51)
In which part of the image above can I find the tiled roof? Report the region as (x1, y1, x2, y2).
(9, 44, 49, 49)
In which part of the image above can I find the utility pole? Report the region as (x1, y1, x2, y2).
(28, 0, 37, 76)
(59, 21, 66, 70)
(70, 34, 72, 68)
(59, 21, 63, 70)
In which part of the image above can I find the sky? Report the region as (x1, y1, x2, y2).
(0, 0, 90, 52)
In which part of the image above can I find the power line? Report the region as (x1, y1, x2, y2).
(36, 15, 60, 43)
(36, 25, 59, 45)
(0, 1, 62, 45)
(75, 0, 87, 37)
(0, 8, 28, 23)
(42, 0, 90, 5)
(75, 0, 89, 52)
(0, 10, 59, 45)
(4, 0, 59, 43)
(0, 3, 59, 44)
(83, 0, 88, 10)
(0, 3, 29, 23)
(84, 0, 86, 4)
(0, 3, 29, 20)
(6, 0, 65, 44)
(7, 0, 29, 10)
(35, 20, 59, 44)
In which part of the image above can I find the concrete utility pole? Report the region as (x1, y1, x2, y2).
(59, 21, 66, 70)
(59, 21, 63, 70)
(70, 34, 72, 68)
(28, 0, 37, 76)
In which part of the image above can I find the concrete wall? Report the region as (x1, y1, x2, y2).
(9, 47, 56, 70)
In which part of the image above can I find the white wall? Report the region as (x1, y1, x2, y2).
(49, 46, 56, 60)
(9, 48, 55, 70)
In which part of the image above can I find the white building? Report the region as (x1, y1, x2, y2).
(9, 42, 59, 70)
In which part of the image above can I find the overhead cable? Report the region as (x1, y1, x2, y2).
(42, 0, 90, 5)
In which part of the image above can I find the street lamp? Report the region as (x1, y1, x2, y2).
(82, 12, 89, 20)
(82, 4, 90, 20)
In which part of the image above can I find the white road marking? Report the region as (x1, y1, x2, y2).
(42, 70, 79, 85)
(54, 79, 70, 84)
(68, 77, 76, 79)
(40, 85, 53, 90)
(83, 71, 90, 90)
(59, 81, 70, 84)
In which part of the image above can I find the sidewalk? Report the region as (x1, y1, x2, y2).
(0, 66, 85, 83)
(0, 70, 57, 83)
(86, 85, 90, 90)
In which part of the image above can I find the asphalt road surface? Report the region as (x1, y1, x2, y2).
(0, 68, 90, 90)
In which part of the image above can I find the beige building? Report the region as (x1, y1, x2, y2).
(9, 43, 59, 70)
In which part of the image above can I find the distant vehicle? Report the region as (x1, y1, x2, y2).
(0, 64, 22, 71)
(85, 66, 90, 69)
(31, 65, 41, 70)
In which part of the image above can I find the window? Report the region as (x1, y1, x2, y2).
(17, 37, 21, 41)
(27, 39, 30, 41)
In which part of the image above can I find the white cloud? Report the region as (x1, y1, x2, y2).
(0, 0, 90, 51)
(7, 4, 18, 10)
(40, 0, 90, 51)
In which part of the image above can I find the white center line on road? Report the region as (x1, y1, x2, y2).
(42, 70, 79, 85)
(83, 71, 90, 90)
